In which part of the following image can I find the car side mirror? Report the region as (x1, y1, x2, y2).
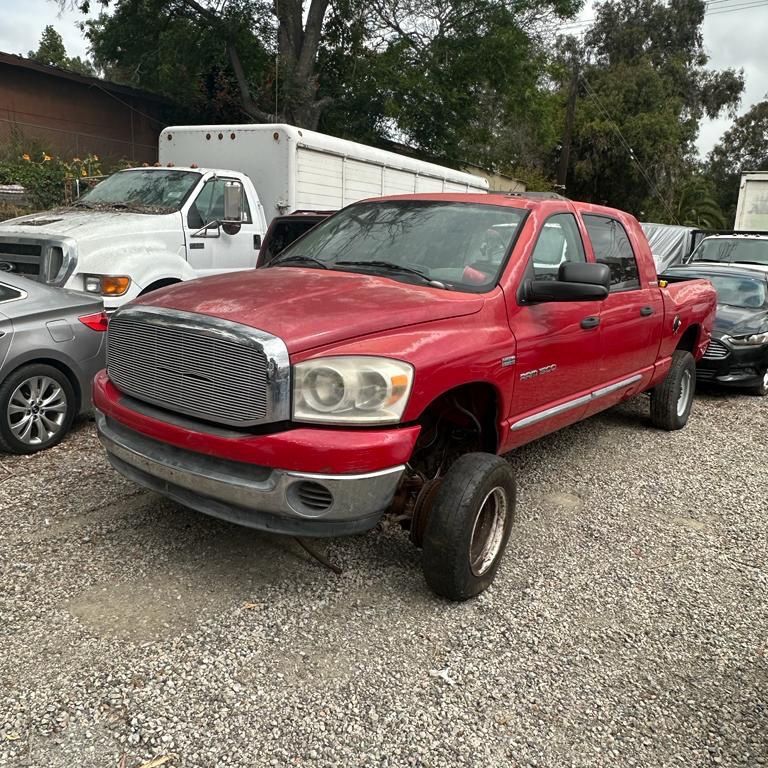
(222, 182, 243, 235)
(526, 261, 610, 303)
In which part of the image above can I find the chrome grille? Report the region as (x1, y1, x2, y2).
(107, 307, 290, 427)
(0, 240, 42, 277)
(703, 339, 729, 360)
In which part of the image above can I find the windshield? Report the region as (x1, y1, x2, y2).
(77, 169, 201, 213)
(704, 274, 768, 309)
(271, 200, 526, 291)
(690, 238, 768, 266)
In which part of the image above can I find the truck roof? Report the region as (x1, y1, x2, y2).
(368, 191, 640, 221)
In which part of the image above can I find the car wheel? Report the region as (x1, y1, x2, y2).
(0, 364, 76, 455)
(421, 453, 516, 601)
(650, 350, 696, 431)
(748, 368, 768, 397)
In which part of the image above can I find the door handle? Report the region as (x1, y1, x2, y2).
(640, 306, 654, 316)
(580, 316, 600, 329)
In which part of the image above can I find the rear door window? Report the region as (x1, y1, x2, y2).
(583, 215, 640, 291)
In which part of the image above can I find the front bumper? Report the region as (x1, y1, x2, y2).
(96, 410, 405, 536)
(697, 337, 768, 388)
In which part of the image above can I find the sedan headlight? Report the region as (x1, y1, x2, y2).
(293, 356, 414, 424)
(84, 274, 131, 296)
(728, 332, 768, 346)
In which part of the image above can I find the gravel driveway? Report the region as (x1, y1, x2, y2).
(1, 391, 766, 767)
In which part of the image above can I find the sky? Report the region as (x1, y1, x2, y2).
(0, 0, 766, 159)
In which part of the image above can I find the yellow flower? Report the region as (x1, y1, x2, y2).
(21, 153, 30, 161)
(81, 169, 87, 177)
(43, 153, 52, 162)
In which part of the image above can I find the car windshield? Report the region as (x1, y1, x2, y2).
(704, 274, 768, 309)
(270, 200, 526, 291)
(77, 169, 201, 214)
(690, 238, 768, 266)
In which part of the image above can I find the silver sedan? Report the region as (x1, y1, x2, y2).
(0, 272, 107, 454)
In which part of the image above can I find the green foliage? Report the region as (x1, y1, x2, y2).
(320, 0, 581, 171)
(28, 25, 97, 76)
(84, 0, 267, 122)
(0, 132, 120, 211)
(563, 0, 742, 219)
(706, 100, 768, 226)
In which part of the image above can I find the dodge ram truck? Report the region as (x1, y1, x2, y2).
(93, 193, 717, 600)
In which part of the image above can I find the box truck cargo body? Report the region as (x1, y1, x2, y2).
(159, 123, 489, 220)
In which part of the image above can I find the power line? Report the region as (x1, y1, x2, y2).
(555, 0, 768, 33)
(579, 74, 679, 223)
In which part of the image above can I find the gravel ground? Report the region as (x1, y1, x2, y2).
(0, 390, 766, 768)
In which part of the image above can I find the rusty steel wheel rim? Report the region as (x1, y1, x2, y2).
(469, 486, 508, 577)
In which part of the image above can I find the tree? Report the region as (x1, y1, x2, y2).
(319, 0, 581, 171)
(707, 100, 768, 225)
(562, 0, 743, 219)
(79, 0, 333, 128)
(28, 24, 96, 76)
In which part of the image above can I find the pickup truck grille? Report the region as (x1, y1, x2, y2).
(702, 339, 729, 360)
(0, 242, 42, 277)
(107, 307, 290, 427)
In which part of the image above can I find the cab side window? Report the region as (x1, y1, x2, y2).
(187, 178, 252, 229)
(583, 214, 639, 291)
(530, 213, 586, 281)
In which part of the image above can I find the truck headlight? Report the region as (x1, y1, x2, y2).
(84, 274, 131, 296)
(293, 356, 413, 424)
(728, 332, 768, 346)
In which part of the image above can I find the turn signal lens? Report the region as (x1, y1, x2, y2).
(78, 311, 109, 332)
(101, 276, 131, 296)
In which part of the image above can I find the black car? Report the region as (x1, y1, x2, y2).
(663, 264, 768, 395)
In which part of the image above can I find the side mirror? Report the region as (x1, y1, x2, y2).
(222, 182, 243, 235)
(526, 261, 610, 303)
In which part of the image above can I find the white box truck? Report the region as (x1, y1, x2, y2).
(0, 124, 488, 310)
(734, 171, 768, 231)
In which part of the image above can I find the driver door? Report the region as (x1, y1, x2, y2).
(506, 213, 606, 444)
(184, 177, 261, 276)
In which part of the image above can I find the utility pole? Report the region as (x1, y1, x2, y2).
(557, 56, 579, 190)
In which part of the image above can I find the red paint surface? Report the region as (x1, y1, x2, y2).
(105, 193, 717, 472)
(93, 372, 421, 473)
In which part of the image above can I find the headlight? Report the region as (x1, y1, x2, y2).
(293, 356, 413, 424)
(84, 274, 131, 296)
(728, 332, 768, 346)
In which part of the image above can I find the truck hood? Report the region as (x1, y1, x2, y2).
(0, 209, 179, 243)
(133, 266, 486, 354)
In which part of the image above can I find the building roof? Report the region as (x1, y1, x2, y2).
(0, 50, 169, 105)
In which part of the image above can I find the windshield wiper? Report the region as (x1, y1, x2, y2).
(336, 260, 448, 288)
(270, 254, 328, 269)
(71, 200, 93, 209)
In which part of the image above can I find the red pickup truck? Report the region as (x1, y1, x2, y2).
(93, 193, 716, 600)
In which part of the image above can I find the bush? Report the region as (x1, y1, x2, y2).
(0, 148, 116, 211)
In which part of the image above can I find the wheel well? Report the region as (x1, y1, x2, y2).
(410, 383, 499, 477)
(6, 358, 81, 412)
(676, 324, 700, 353)
(140, 278, 181, 295)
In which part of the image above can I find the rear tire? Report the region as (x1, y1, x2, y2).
(0, 364, 76, 454)
(650, 350, 696, 431)
(422, 453, 516, 601)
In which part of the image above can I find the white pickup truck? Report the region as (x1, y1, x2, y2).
(0, 124, 488, 310)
